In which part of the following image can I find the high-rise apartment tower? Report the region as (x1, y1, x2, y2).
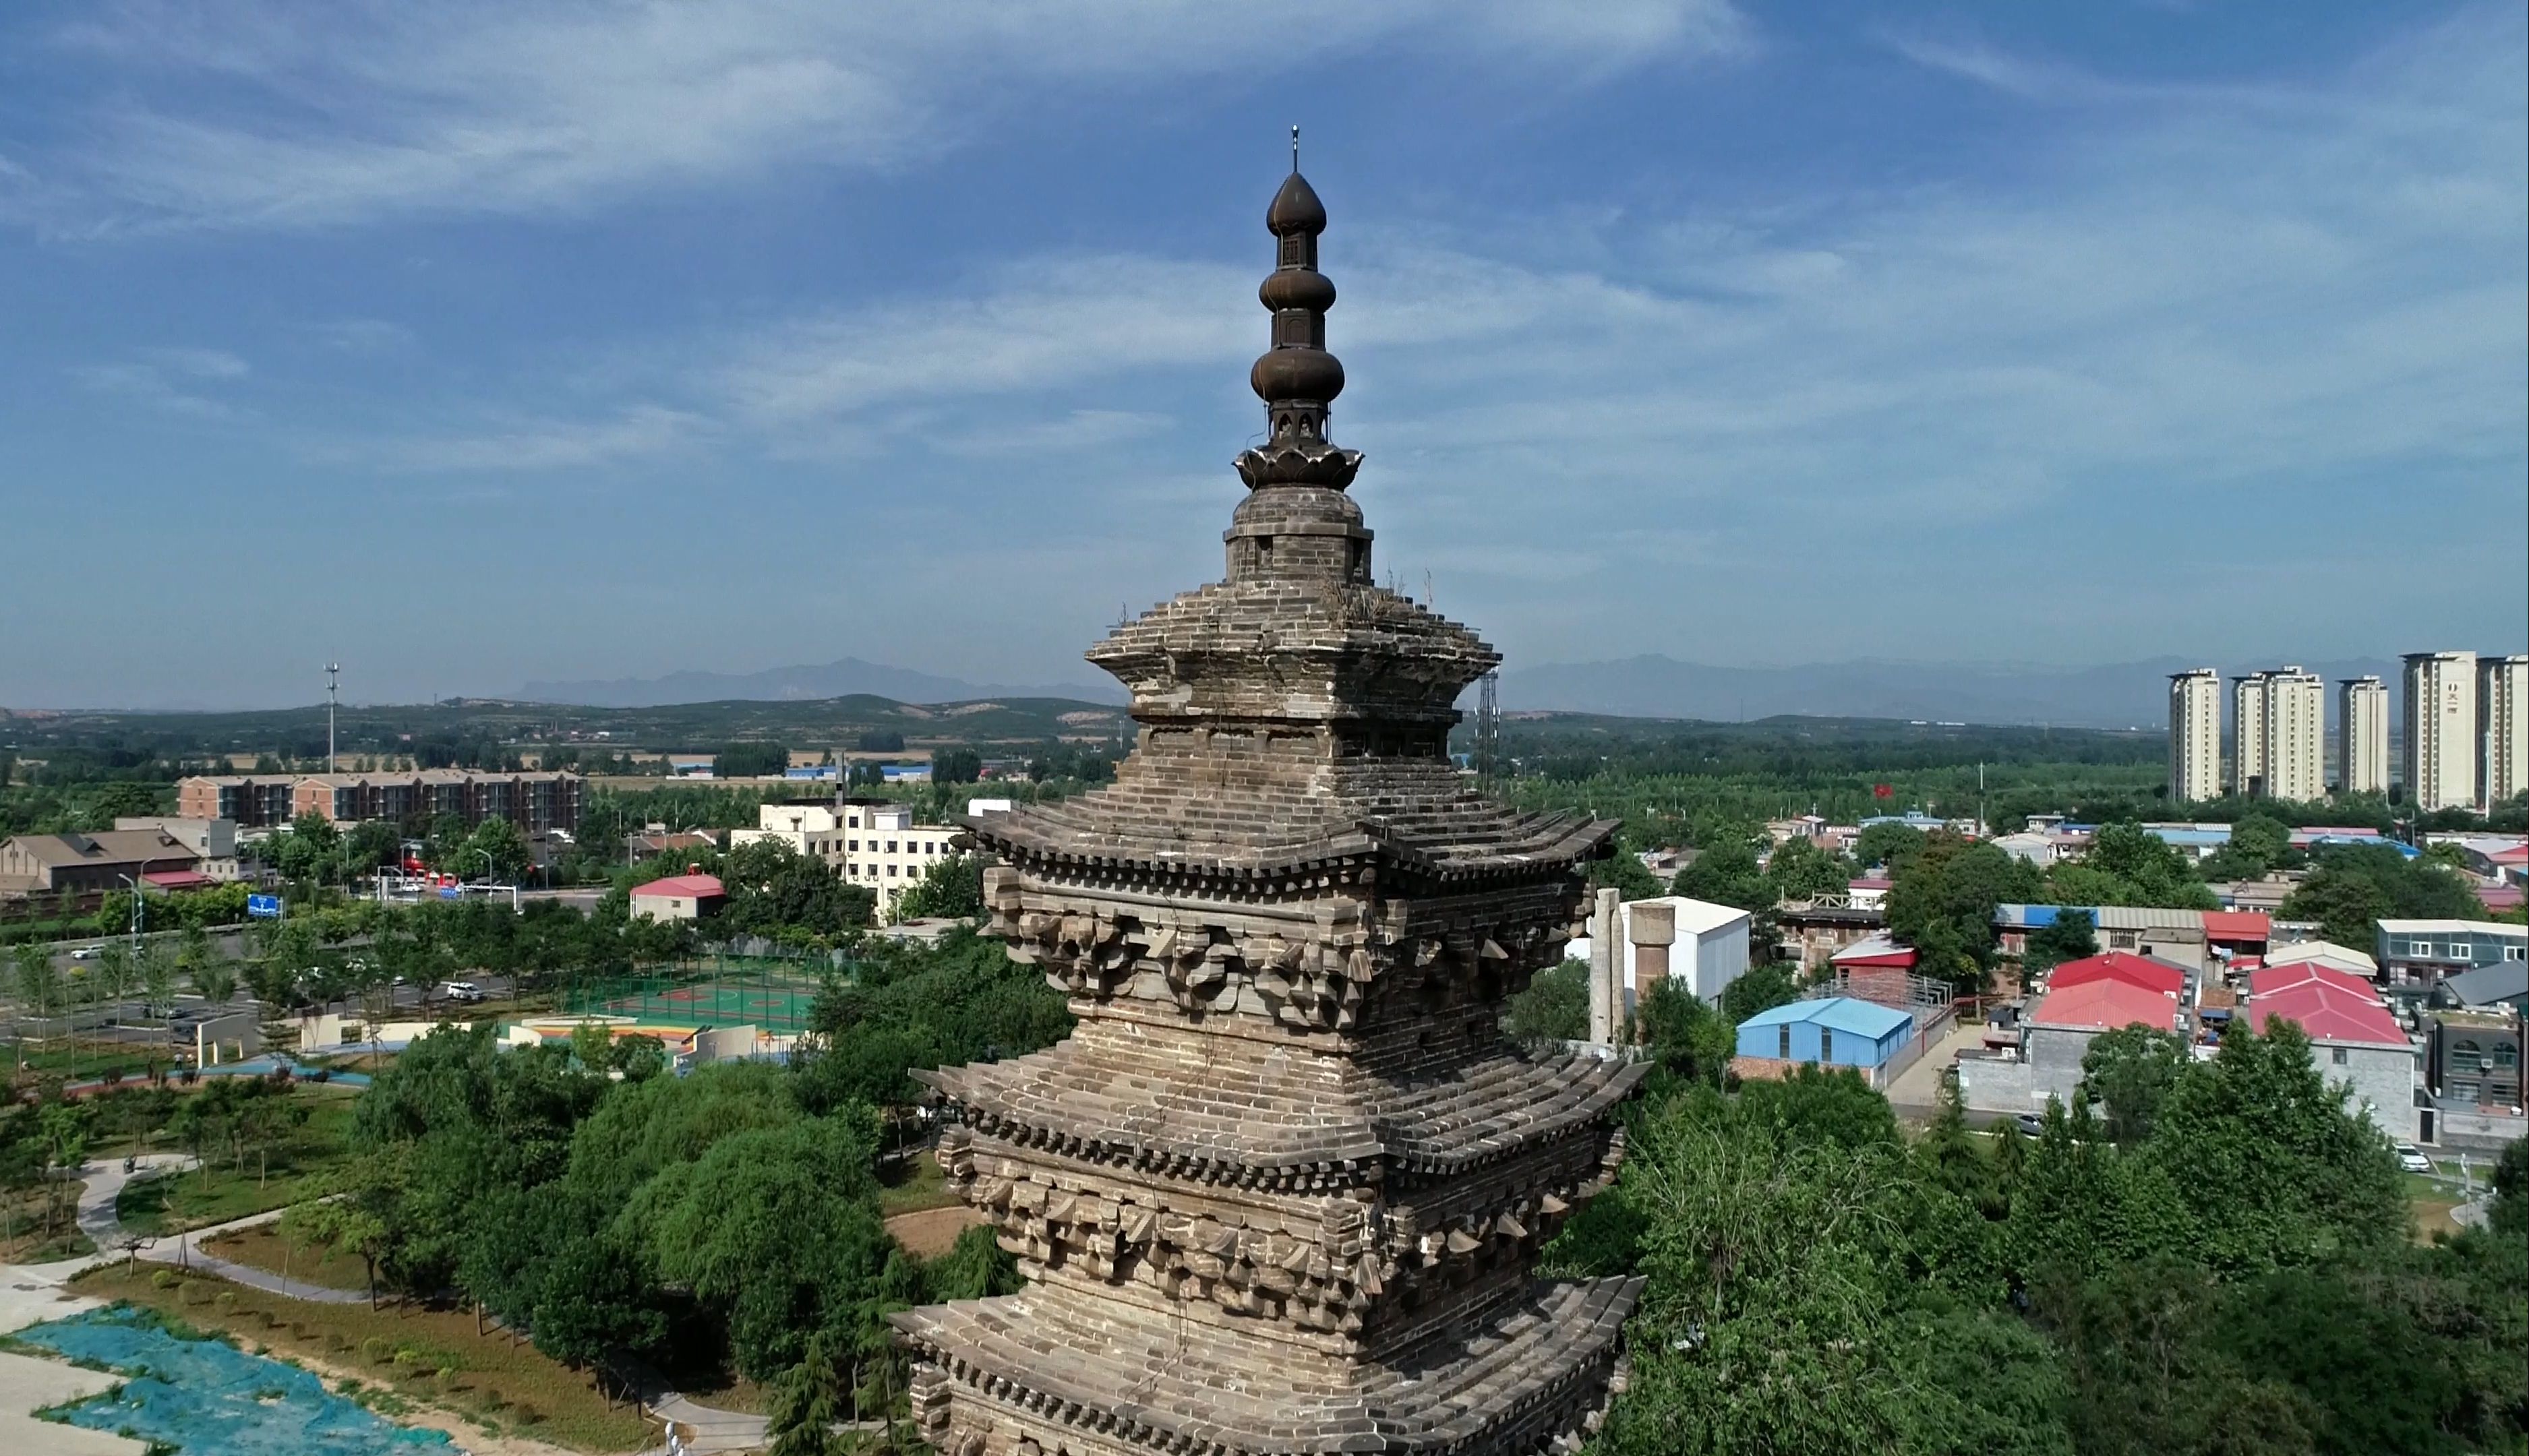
(2256, 667, 2327, 803)
(2404, 651, 2477, 812)
(2336, 676, 2389, 796)
(2168, 669, 2222, 803)
(2230, 674, 2266, 797)
(2480, 654, 2528, 810)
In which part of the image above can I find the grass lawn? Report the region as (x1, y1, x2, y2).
(71, 1263, 655, 1455)
(0, 1215, 95, 1263)
(877, 1151, 958, 1215)
(202, 1223, 374, 1293)
(118, 1093, 361, 1236)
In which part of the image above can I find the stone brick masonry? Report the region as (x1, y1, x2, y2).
(889, 163, 1646, 1456)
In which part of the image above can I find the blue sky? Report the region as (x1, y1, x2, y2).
(1, 1, 2521, 709)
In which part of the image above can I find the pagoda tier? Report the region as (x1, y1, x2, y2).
(895, 157, 1644, 1456)
(895, 1277, 1642, 1456)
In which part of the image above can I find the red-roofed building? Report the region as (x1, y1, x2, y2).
(2030, 977, 2180, 1035)
(2248, 963, 2381, 1003)
(1831, 934, 1916, 971)
(630, 873, 725, 922)
(2247, 976, 2417, 1141)
(2201, 911, 2270, 952)
(2048, 951, 2186, 998)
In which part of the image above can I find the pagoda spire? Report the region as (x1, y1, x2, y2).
(1235, 146, 1361, 490)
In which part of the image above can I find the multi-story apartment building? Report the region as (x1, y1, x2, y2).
(2256, 666, 2326, 803)
(2337, 676, 2389, 796)
(176, 775, 297, 827)
(2167, 669, 2222, 804)
(2220, 668, 2325, 803)
(832, 801, 961, 917)
(2404, 651, 2478, 813)
(732, 801, 845, 857)
(178, 770, 583, 835)
(2229, 673, 2266, 797)
(2479, 653, 2528, 810)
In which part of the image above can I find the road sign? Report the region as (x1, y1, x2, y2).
(439, 884, 462, 899)
(246, 894, 282, 919)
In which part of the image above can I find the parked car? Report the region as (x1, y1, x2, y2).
(69, 944, 102, 961)
(2396, 1144, 2433, 1174)
(440, 981, 487, 1004)
(2013, 1112, 2047, 1138)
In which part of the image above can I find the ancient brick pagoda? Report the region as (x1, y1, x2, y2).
(891, 158, 1648, 1456)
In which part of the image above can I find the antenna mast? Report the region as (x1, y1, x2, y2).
(326, 663, 341, 772)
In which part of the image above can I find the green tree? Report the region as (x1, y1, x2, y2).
(1718, 962, 1797, 1025)
(1887, 832, 2043, 989)
(529, 1236, 666, 1370)
(1854, 821, 1928, 873)
(1674, 830, 1768, 911)
(1764, 836, 1855, 903)
(1501, 960, 1589, 1044)
(2048, 822, 2217, 910)
(931, 747, 983, 784)
(716, 741, 790, 779)
(2137, 1020, 2404, 1273)
(893, 852, 983, 921)
(459, 818, 533, 882)
(2076, 1026, 2188, 1146)
(2490, 1136, 2528, 1239)
(2021, 909, 2100, 977)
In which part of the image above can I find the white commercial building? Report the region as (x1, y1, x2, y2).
(837, 801, 961, 917)
(730, 801, 844, 855)
(1569, 895, 1752, 1008)
(2404, 651, 2478, 812)
(2167, 669, 2221, 804)
(2337, 676, 2389, 796)
(2480, 654, 2528, 810)
(2230, 673, 2266, 797)
(2255, 667, 2326, 803)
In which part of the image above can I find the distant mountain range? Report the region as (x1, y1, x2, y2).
(517, 653, 2435, 727)
(516, 657, 1128, 708)
(1491, 655, 2410, 729)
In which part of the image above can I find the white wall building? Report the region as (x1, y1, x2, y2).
(2404, 651, 2478, 812)
(1570, 896, 1751, 1008)
(2337, 676, 2389, 796)
(2480, 654, 2528, 810)
(2168, 669, 2221, 804)
(836, 801, 961, 917)
(2230, 673, 2266, 797)
(2256, 667, 2326, 803)
(729, 801, 844, 855)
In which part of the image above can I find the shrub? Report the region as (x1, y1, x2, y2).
(149, 1269, 179, 1290)
(360, 1336, 392, 1366)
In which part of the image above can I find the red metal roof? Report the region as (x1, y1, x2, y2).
(2031, 977, 2178, 1033)
(140, 870, 215, 890)
(631, 873, 725, 899)
(1831, 936, 1916, 969)
(2248, 979, 2408, 1048)
(2201, 911, 2271, 944)
(2247, 963, 2380, 1002)
(2048, 951, 2184, 997)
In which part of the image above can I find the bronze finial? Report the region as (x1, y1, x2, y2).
(1238, 142, 1359, 491)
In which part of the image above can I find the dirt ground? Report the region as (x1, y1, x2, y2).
(262, 1342, 605, 1456)
(885, 1205, 983, 1257)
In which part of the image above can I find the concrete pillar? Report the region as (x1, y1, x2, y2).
(1629, 901, 1677, 1039)
(1587, 888, 1620, 1045)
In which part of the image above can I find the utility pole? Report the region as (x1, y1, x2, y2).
(326, 663, 342, 773)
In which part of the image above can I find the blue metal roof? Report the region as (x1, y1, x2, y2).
(1735, 996, 1915, 1039)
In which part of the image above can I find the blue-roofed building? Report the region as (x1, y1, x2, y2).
(1733, 996, 1922, 1089)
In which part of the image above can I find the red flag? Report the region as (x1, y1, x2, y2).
(1872, 784, 1894, 799)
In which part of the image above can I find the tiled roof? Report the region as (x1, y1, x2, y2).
(2248, 979, 2408, 1049)
(2030, 978, 2178, 1033)
(2049, 951, 2185, 996)
(631, 873, 724, 899)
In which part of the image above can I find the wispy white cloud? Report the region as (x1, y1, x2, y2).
(12, 0, 1745, 233)
(70, 346, 251, 417)
(314, 404, 711, 473)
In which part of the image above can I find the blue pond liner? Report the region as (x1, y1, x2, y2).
(16, 1306, 451, 1455)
